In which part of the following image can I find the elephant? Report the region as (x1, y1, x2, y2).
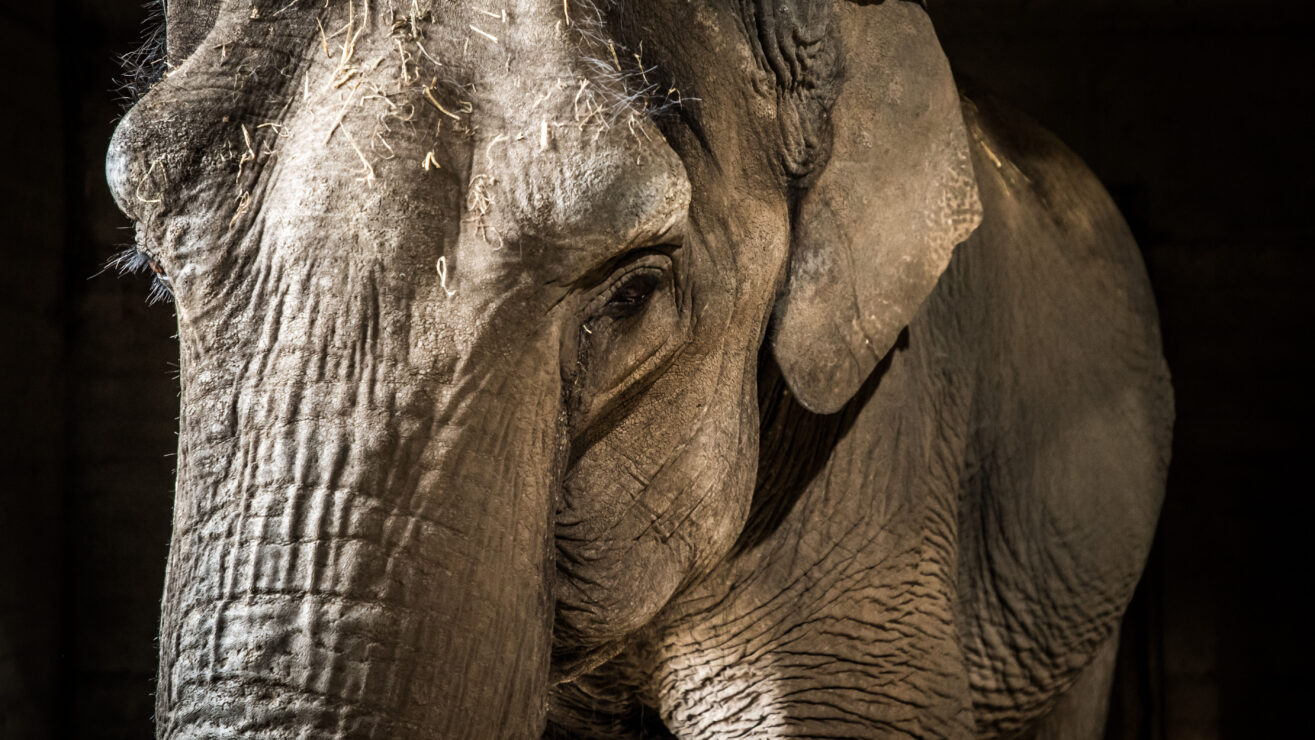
(104, 0, 1172, 737)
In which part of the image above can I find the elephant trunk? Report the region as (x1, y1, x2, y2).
(156, 362, 558, 738)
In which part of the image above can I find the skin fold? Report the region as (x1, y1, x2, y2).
(105, 1, 1172, 737)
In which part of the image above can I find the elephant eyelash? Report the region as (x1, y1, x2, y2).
(109, 247, 174, 305)
(601, 270, 662, 315)
(582, 264, 668, 335)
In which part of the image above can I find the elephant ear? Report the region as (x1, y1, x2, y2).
(771, 1, 982, 414)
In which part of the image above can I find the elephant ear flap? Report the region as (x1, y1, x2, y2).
(771, 2, 982, 414)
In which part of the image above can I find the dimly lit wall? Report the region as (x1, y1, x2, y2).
(1, 1, 1309, 737)
(931, 3, 1314, 737)
(1, 3, 66, 737)
(2, 2, 176, 738)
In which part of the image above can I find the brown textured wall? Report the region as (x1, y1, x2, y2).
(0, 1, 1309, 737)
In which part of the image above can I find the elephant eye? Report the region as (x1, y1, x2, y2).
(569, 254, 687, 427)
(601, 270, 661, 318)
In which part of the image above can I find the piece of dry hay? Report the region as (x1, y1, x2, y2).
(436, 256, 456, 296)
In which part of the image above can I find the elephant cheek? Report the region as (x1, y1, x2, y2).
(553, 381, 758, 659)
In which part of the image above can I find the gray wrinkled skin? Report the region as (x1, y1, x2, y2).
(106, 1, 1172, 738)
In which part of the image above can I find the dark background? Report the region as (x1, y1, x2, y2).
(1, 0, 1309, 737)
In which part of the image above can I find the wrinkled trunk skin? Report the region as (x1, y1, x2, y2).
(157, 296, 558, 737)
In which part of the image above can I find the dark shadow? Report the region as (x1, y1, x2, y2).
(545, 662, 678, 740)
(732, 327, 909, 556)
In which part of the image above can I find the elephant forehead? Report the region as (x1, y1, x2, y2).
(414, 5, 693, 268)
(316, 1, 693, 265)
(110, 1, 696, 285)
(473, 124, 691, 261)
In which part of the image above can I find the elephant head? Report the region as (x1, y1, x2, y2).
(105, 0, 1007, 736)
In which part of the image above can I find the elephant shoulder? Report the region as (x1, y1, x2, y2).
(959, 89, 1157, 305)
(940, 91, 1173, 734)
(954, 88, 1173, 481)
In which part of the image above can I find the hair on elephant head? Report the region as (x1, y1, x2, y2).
(107, 0, 1170, 738)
